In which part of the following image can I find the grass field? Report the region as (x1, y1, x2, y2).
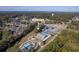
(41, 30, 79, 52)
(2, 31, 10, 40)
(0, 31, 10, 45)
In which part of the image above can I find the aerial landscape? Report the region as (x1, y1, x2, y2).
(0, 6, 79, 52)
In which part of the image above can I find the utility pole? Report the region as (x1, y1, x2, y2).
(37, 22, 40, 30)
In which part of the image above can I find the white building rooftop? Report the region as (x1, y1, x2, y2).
(36, 26, 59, 41)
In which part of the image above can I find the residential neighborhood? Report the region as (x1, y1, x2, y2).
(0, 7, 79, 52)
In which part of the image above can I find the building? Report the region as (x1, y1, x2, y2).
(42, 27, 59, 35)
(36, 26, 59, 44)
(32, 18, 45, 23)
(36, 32, 51, 42)
(72, 16, 79, 21)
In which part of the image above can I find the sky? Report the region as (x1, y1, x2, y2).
(0, 6, 79, 12)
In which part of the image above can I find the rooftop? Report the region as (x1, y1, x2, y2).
(36, 26, 59, 41)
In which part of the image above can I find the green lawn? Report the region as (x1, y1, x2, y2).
(41, 30, 79, 52)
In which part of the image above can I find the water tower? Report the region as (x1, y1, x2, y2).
(52, 13, 54, 16)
